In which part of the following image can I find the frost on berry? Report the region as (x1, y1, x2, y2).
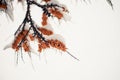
(2, 0, 80, 61)
(1, 0, 113, 62)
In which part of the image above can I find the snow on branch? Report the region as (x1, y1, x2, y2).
(1, 0, 113, 62)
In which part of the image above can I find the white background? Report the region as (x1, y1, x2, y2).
(0, 0, 120, 80)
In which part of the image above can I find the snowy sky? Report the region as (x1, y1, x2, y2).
(0, 0, 120, 80)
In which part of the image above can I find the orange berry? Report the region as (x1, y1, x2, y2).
(42, 0, 51, 2)
(0, 4, 7, 9)
(38, 27, 53, 36)
(29, 34, 35, 41)
(48, 39, 66, 51)
(50, 9, 63, 19)
(41, 13, 48, 26)
(22, 41, 30, 52)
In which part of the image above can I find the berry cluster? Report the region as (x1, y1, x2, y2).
(3, 0, 79, 61)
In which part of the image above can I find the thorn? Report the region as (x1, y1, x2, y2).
(66, 51, 79, 61)
(28, 52, 35, 70)
(20, 48, 25, 63)
(106, 0, 114, 9)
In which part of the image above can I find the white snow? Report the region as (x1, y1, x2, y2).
(3, 42, 12, 50)
(42, 23, 54, 31)
(63, 13, 71, 21)
(5, 0, 14, 21)
(24, 23, 29, 30)
(44, 34, 66, 44)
